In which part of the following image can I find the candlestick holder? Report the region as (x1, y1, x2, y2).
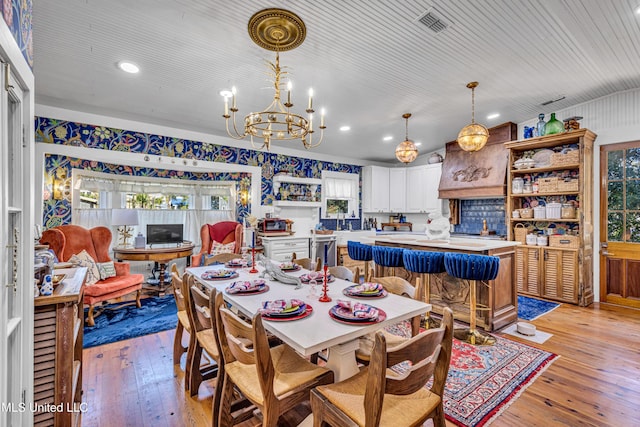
(319, 264, 332, 302)
(249, 246, 258, 274)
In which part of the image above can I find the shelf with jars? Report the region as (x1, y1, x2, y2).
(505, 128, 595, 306)
(272, 175, 322, 207)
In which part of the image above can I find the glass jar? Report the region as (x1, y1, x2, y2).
(536, 113, 546, 137)
(512, 177, 524, 194)
(523, 181, 532, 194)
(561, 203, 576, 219)
(544, 112, 564, 135)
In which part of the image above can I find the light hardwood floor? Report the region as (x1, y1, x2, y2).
(81, 302, 640, 427)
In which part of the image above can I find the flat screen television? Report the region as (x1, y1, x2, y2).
(147, 224, 184, 246)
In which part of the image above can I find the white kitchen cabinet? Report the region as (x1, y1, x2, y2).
(362, 166, 389, 213)
(405, 163, 442, 213)
(388, 168, 406, 212)
(262, 236, 310, 262)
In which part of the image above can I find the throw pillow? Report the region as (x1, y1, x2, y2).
(209, 240, 235, 256)
(97, 261, 117, 280)
(69, 249, 101, 285)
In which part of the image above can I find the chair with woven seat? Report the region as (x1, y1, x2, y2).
(355, 276, 424, 365)
(292, 252, 321, 271)
(444, 252, 500, 345)
(311, 307, 454, 427)
(347, 241, 373, 282)
(192, 221, 243, 267)
(170, 263, 190, 366)
(371, 245, 405, 279)
(183, 274, 222, 397)
(403, 250, 445, 329)
(215, 294, 334, 427)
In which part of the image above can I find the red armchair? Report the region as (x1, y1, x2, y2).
(40, 225, 145, 326)
(192, 221, 243, 266)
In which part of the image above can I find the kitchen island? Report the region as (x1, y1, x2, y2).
(373, 236, 519, 331)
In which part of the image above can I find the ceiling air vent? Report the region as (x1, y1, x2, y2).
(416, 7, 451, 33)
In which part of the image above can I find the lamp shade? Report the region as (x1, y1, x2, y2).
(111, 209, 139, 226)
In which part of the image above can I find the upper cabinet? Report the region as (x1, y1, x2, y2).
(363, 164, 442, 214)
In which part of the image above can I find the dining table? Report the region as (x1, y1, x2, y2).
(187, 260, 432, 381)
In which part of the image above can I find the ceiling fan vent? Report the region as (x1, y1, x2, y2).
(416, 8, 451, 33)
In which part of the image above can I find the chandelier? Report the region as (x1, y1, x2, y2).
(395, 113, 418, 163)
(222, 8, 325, 151)
(457, 81, 489, 152)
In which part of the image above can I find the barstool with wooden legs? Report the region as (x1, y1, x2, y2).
(402, 250, 444, 329)
(371, 245, 405, 278)
(444, 252, 500, 345)
(347, 241, 373, 282)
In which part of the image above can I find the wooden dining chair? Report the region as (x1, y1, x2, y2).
(355, 276, 424, 365)
(291, 252, 321, 271)
(311, 307, 454, 427)
(204, 252, 239, 266)
(215, 296, 334, 427)
(328, 265, 356, 282)
(183, 273, 221, 397)
(170, 263, 190, 365)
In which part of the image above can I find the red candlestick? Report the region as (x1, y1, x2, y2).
(249, 246, 258, 273)
(319, 264, 332, 302)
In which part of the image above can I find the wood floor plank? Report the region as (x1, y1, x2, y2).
(82, 301, 640, 427)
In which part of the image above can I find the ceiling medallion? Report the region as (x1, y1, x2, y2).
(395, 113, 418, 164)
(457, 81, 489, 152)
(222, 8, 325, 151)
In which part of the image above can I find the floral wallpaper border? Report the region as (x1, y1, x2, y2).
(36, 117, 361, 226)
(1, 0, 33, 68)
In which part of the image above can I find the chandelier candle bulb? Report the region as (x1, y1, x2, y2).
(287, 82, 291, 105)
(231, 86, 237, 109)
(308, 88, 313, 110)
(224, 98, 229, 116)
(321, 108, 325, 127)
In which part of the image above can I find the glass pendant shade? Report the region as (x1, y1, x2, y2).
(457, 123, 489, 152)
(395, 140, 418, 163)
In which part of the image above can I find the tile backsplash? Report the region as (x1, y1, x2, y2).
(454, 198, 507, 236)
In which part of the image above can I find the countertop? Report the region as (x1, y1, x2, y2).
(373, 235, 520, 251)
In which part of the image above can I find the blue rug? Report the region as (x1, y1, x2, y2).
(518, 295, 560, 321)
(83, 295, 177, 348)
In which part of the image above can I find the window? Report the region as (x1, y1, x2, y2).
(321, 171, 359, 219)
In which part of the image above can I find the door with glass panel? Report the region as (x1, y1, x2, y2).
(600, 143, 640, 309)
(1, 60, 32, 426)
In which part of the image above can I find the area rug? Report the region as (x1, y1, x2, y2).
(83, 295, 177, 348)
(387, 322, 558, 427)
(518, 295, 560, 321)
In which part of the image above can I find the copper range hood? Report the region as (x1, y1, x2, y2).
(438, 122, 517, 199)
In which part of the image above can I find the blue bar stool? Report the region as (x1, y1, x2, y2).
(346, 241, 373, 282)
(403, 250, 444, 329)
(444, 253, 499, 345)
(371, 246, 405, 278)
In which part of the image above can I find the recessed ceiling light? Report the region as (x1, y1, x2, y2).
(219, 89, 233, 98)
(636, 5, 640, 14)
(414, 142, 422, 146)
(117, 61, 139, 74)
(487, 113, 500, 120)
(383, 136, 393, 141)
(340, 126, 351, 131)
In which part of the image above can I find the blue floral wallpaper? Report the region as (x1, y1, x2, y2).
(0, 0, 32, 68)
(35, 117, 361, 226)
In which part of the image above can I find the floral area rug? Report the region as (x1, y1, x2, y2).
(386, 321, 558, 427)
(83, 295, 177, 348)
(518, 295, 560, 321)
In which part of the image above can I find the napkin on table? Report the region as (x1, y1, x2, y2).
(258, 298, 305, 315)
(337, 299, 379, 319)
(349, 282, 384, 293)
(226, 280, 265, 294)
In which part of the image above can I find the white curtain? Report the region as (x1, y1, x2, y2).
(324, 177, 354, 199)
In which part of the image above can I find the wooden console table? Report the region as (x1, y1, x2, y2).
(381, 222, 412, 231)
(113, 243, 194, 295)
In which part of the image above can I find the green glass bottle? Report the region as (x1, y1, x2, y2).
(544, 113, 564, 135)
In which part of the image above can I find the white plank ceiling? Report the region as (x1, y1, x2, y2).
(33, 0, 640, 163)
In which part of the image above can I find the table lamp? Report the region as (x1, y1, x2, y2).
(111, 209, 139, 247)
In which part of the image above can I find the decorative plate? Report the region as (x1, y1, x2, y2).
(279, 263, 301, 271)
(225, 259, 249, 268)
(329, 305, 387, 325)
(201, 269, 239, 280)
(299, 273, 334, 283)
(225, 280, 268, 295)
(532, 149, 554, 167)
(262, 304, 313, 321)
(52, 274, 66, 287)
(342, 284, 388, 298)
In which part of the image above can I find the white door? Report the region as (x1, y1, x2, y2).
(0, 59, 33, 427)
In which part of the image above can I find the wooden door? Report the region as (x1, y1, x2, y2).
(542, 248, 578, 303)
(600, 142, 640, 308)
(514, 246, 540, 296)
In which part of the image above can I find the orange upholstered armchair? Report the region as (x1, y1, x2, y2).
(192, 221, 243, 267)
(40, 225, 145, 326)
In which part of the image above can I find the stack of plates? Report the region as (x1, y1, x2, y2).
(342, 283, 388, 298)
(201, 269, 238, 280)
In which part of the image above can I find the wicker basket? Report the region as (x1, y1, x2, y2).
(519, 208, 534, 219)
(550, 150, 579, 166)
(538, 177, 558, 193)
(557, 178, 579, 192)
(549, 234, 580, 249)
(514, 223, 528, 244)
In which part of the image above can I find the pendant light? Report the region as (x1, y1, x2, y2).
(457, 82, 489, 152)
(395, 113, 418, 163)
